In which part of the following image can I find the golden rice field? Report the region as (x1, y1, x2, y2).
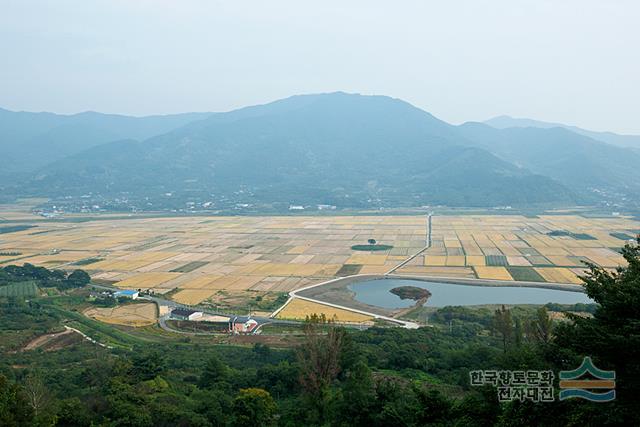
(172, 289, 219, 305)
(473, 266, 514, 281)
(84, 303, 157, 327)
(1, 211, 638, 310)
(396, 214, 635, 282)
(276, 298, 374, 323)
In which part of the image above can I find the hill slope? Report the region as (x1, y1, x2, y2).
(457, 122, 640, 199)
(0, 108, 212, 175)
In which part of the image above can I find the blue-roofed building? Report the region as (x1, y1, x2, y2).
(114, 289, 139, 299)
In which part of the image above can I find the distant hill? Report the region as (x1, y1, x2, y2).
(27, 93, 575, 207)
(484, 115, 640, 149)
(0, 108, 212, 174)
(457, 122, 640, 198)
(6, 93, 640, 209)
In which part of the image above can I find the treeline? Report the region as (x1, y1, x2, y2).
(0, 263, 90, 290)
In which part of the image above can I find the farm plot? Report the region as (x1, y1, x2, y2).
(534, 268, 582, 284)
(505, 267, 545, 282)
(84, 303, 157, 327)
(473, 266, 514, 281)
(276, 298, 374, 323)
(172, 289, 219, 305)
(170, 261, 209, 273)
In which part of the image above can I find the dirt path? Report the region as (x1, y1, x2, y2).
(22, 328, 76, 351)
(22, 329, 72, 350)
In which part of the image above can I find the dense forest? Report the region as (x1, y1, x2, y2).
(0, 239, 638, 426)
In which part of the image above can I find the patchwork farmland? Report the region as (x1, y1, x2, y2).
(395, 215, 635, 285)
(0, 214, 637, 311)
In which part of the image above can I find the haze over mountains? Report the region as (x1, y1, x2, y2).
(0, 108, 211, 174)
(485, 115, 640, 150)
(2, 93, 639, 210)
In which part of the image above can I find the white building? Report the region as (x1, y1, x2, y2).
(114, 290, 139, 299)
(170, 308, 204, 321)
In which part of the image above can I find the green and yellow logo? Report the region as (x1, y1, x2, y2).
(559, 357, 615, 402)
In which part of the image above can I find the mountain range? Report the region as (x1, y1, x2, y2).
(0, 108, 211, 175)
(2, 93, 639, 210)
(484, 115, 640, 150)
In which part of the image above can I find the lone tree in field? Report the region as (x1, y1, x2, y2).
(367, 238, 376, 245)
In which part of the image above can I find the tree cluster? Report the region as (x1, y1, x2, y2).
(0, 264, 90, 290)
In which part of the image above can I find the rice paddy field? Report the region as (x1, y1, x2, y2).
(275, 298, 374, 323)
(0, 213, 638, 308)
(395, 215, 636, 284)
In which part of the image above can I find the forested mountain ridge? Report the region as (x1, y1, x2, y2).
(457, 122, 640, 198)
(4, 92, 640, 209)
(17, 93, 577, 207)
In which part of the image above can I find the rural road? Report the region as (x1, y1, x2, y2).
(89, 283, 299, 335)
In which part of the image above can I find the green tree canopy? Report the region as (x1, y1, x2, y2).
(0, 375, 34, 427)
(233, 388, 277, 426)
(554, 237, 640, 421)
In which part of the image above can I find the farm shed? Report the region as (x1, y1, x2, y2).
(114, 289, 139, 299)
(170, 308, 204, 321)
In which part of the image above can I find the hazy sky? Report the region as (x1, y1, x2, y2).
(1, 1, 639, 133)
